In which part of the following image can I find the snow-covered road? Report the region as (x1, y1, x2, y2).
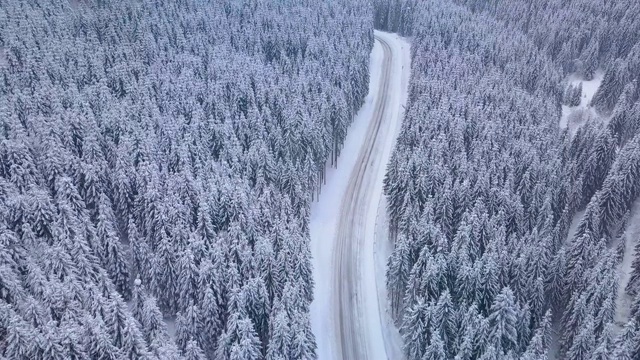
(310, 31, 410, 360)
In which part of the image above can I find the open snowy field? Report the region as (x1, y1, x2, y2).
(560, 71, 604, 134)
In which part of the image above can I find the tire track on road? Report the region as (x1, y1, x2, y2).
(332, 34, 393, 360)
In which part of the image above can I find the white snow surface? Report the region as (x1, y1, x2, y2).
(310, 31, 410, 360)
(567, 71, 604, 108)
(165, 316, 177, 340)
(368, 31, 410, 360)
(560, 71, 604, 134)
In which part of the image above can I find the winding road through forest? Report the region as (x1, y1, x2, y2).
(332, 34, 392, 360)
(310, 31, 410, 360)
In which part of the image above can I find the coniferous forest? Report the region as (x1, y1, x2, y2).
(0, 0, 371, 358)
(376, 0, 640, 359)
(3, 0, 640, 359)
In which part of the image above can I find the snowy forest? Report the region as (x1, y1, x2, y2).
(376, 0, 640, 359)
(3, 0, 640, 359)
(0, 0, 372, 358)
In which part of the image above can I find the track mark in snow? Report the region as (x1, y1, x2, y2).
(332, 34, 392, 360)
(309, 31, 410, 360)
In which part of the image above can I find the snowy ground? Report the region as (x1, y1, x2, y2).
(559, 71, 603, 134)
(165, 316, 177, 340)
(369, 31, 411, 360)
(309, 31, 410, 360)
(309, 36, 383, 360)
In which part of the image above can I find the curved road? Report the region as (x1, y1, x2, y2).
(331, 34, 395, 360)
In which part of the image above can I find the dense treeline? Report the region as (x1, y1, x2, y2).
(376, 0, 640, 359)
(0, 0, 372, 358)
(448, 0, 640, 115)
